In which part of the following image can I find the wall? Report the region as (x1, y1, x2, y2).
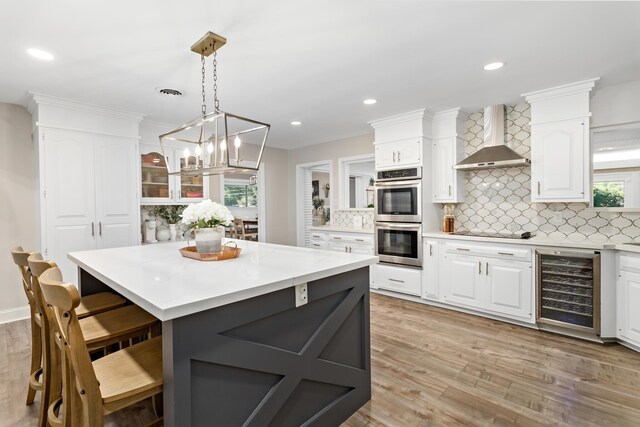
(591, 79, 640, 128)
(0, 103, 38, 323)
(453, 103, 640, 243)
(287, 133, 374, 244)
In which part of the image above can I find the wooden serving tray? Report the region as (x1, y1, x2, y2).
(179, 242, 241, 261)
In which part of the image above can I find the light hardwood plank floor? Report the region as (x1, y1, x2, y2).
(344, 293, 640, 426)
(2, 293, 640, 426)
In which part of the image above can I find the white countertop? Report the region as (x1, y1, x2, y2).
(423, 231, 640, 253)
(309, 225, 374, 234)
(68, 240, 378, 321)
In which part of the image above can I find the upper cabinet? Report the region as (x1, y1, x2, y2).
(139, 126, 209, 205)
(431, 109, 465, 203)
(523, 78, 598, 202)
(369, 109, 433, 171)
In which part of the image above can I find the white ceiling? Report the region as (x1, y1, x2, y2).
(1, 1, 639, 149)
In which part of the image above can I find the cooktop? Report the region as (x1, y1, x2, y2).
(451, 231, 535, 240)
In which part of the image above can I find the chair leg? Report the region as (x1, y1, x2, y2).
(152, 393, 164, 418)
(27, 318, 42, 405)
(37, 327, 55, 427)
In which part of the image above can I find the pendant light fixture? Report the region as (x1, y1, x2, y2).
(159, 32, 270, 177)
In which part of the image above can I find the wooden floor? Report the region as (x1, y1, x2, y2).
(344, 293, 640, 426)
(2, 293, 640, 426)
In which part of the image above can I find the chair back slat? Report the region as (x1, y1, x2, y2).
(27, 254, 57, 319)
(38, 268, 101, 419)
(11, 247, 36, 305)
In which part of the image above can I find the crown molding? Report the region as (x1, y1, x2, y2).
(28, 92, 145, 122)
(522, 78, 600, 103)
(368, 108, 433, 129)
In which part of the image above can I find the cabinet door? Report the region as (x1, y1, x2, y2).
(395, 139, 421, 167)
(95, 136, 139, 249)
(442, 254, 483, 309)
(620, 271, 640, 345)
(531, 119, 587, 201)
(484, 259, 532, 320)
(374, 142, 397, 169)
(432, 138, 454, 201)
(140, 144, 172, 204)
(175, 150, 208, 202)
(422, 240, 439, 300)
(43, 128, 97, 284)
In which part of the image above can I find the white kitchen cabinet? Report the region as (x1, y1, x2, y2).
(374, 138, 421, 169)
(374, 263, 422, 296)
(530, 119, 588, 202)
(442, 253, 484, 309)
(524, 78, 597, 203)
(140, 143, 209, 205)
(309, 229, 375, 286)
(440, 241, 534, 322)
(422, 239, 439, 300)
(42, 128, 138, 283)
(484, 259, 532, 319)
(431, 109, 465, 203)
(618, 271, 640, 347)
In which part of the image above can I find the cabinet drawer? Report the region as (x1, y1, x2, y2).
(310, 231, 328, 241)
(444, 242, 531, 261)
(374, 264, 421, 296)
(328, 233, 373, 245)
(620, 253, 640, 272)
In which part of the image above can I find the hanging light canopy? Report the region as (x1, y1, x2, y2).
(159, 31, 270, 177)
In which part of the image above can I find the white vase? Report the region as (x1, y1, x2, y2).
(195, 226, 225, 253)
(157, 227, 171, 242)
(169, 224, 177, 241)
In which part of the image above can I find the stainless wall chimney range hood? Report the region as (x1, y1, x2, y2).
(455, 105, 531, 171)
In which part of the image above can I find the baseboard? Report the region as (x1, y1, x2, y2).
(0, 305, 30, 325)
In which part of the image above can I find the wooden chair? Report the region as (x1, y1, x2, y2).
(28, 255, 160, 426)
(233, 219, 259, 241)
(10, 247, 43, 411)
(39, 267, 163, 426)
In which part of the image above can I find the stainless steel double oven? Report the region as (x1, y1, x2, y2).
(374, 167, 422, 268)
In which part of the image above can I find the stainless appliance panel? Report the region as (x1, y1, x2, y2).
(375, 223, 422, 267)
(374, 179, 421, 223)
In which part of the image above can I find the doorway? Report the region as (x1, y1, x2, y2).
(296, 160, 333, 247)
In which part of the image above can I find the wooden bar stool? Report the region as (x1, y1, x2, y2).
(28, 254, 161, 426)
(39, 267, 163, 426)
(10, 247, 43, 410)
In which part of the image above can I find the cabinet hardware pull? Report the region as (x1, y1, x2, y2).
(479, 261, 482, 274)
(486, 262, 489, 275)
(313, 244, 320, 247)
(91, 222, 95, 237)
(99, 222, 102, 237)
(457, 248, 470, 251)
(448, 185, 452, 196)
(537, 181, 541, 195)
(389, 278, 405, 283)
(170, 190, 173, 199)
(356, 239, 364, 242)
(393, 152, 396, 162)
(429, 244, 433, 256)
(397, 151, 401, 162)
(498, 252, 513, 256)
(349, 247, 352, 253)
(345, 247, 348, 253)
(333, 237, 342, 240)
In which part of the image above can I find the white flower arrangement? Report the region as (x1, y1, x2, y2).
(181, 199, 234, 229)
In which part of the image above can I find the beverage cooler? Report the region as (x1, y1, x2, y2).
(536, 249, 601, 336)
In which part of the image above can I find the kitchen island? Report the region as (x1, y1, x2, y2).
(68, 240, 377, 427)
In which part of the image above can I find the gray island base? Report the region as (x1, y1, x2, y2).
(79, 266, 371, 426)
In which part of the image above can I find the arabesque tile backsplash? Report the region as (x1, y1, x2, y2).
(331, 209, 374, 229)
(453, 104, 640, 243)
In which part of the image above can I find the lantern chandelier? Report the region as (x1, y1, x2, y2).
(159, 32, 270, 177)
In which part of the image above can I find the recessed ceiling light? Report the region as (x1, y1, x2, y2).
(27, 48, 54, 61)
(483, 62, 504, 71)
(363, 99, 377, 105)
(291, 121, 302, 126)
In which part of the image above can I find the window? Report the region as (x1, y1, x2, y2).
(593, 181, 625, 208)
(224, 181, 257, 207)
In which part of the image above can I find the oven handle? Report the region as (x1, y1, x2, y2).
(374, 179, 422, 188)
(375, 223, 422, 230)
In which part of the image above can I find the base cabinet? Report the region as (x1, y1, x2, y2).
(373, 263, 422, 296)
(422, 240, 439, 299)
(618, 268, 640, 347)
(440, 243, 533, 322)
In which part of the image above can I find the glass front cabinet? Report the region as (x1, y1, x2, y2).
(140, 144, 209, 205)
